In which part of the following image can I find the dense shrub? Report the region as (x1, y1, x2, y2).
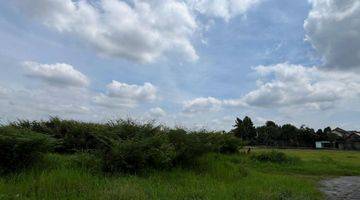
(102, 129, 244, 173)
(102, 135, 176, 173)
(7, 118, 244, 174)
(168, 129, 211, 166)
(251, 151, 300, 164)
(0, 127, 54, 173)
(107, 119, 162, 140)
(216, 134, 243, 154)
(10, 118, 117, 153)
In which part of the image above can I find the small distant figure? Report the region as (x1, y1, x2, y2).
(247, 147, 251, 154)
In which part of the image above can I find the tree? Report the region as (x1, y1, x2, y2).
(298, 126, 316, 147)
(323, 127, 332, 134)
(231, 116, 256, 144)
(265, 121, 277, 127)
(232, 118, 243, 139)
(316, 129, 327, 141)
(256, 121, 280, 146)
(265, 121, 281, 146)
(281, 124, 298, 146)
(243, 116, 256, 143)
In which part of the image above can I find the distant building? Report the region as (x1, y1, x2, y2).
(343, 132, 360, 150)
(331, 127, 352, 138)
(315, 141, 331, 149)
(331, 128, 360, 150)
(314, 128, 360, 150)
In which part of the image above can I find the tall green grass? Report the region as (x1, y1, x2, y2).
(2, 149, 359, 200)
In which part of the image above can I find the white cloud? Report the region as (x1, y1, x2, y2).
(148, 107, 167, 118)
(0, 85, 93, 121)
(107, 81, 157, 100)
(23, 61, 89, 87)
(305, 0, 360, 69)
(184, 63, 360, 111)
(187, 0, 261, 21)
(0, 86, 9, 97)
(13, 0, 263, 63)
(14, 0, 198, 63)
(94, 81, 157, 108)
(183, 97, 222, 114)
(236, 63, 360, 109)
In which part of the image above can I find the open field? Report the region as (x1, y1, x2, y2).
(1, 149, 359, 200)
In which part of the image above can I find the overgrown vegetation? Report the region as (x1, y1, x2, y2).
(1, 117, 359, 199)
(2, 117, 243, 174)
(1, 149, 360, 199)
(251, 150, 300, 164)
(0, 127, 54, 174)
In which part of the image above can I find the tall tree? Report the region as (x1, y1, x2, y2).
(232, 118, 243, 139)
(242, 116, 256, 143)
(232, 116, 256, 144)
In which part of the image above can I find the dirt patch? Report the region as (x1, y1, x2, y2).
(320, 176, 360, 200)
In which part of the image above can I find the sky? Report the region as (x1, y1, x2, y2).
(1, 0, 360, 131)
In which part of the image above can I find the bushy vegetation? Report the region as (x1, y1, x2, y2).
(10, 118, 117, 153)
(2, 117, 243, 174)
(2, 117, 359, 199)
(0, 127, 54, 174)
(251, 151, 300, 164)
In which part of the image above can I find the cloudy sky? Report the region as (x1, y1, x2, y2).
(1, 0, 360, 130)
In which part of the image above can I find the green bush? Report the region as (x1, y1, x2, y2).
(251, 151, 300, 164)
(102, 134, 176, 173)
(107, 119, 162, 140)
(168, 129, 210, 166)
(0, 127, 54, 174)
(217, 134, 243, 154)
(7, 118, 244, 174)
(11, 118, 117, 153)
(102, 128, 242, 173)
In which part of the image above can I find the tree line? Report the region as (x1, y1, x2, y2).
(230, 116, 338, 147)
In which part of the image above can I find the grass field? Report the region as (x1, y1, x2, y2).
(0, 149, 359, 200)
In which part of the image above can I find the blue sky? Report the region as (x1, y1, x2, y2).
(1, 0, 360, 130)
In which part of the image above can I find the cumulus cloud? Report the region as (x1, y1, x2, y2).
(148, 107, 167, 118)
(183, 97, 222, 114)
(14, 0, 198, 63)
(236, 63, 360, 109)
(0, 85, 93, 121)
(305, 0, 360, 69)
(185, 63, 360, 111)
(23, 61, 89, 87)
(187, 0, 261, 21)
(13, 0, 263, 63)
(94, 81, 157, 108)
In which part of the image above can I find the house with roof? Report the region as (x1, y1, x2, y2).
(344, 131, 360, 150)
(331, 127, 352, 138)
(315, 127, 360, 150)
(331, 128, 360, 150)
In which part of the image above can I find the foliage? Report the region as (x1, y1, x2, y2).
(216, 134, 244, 154)
(5, 118, 244, 174)
(102, 128, 243, 173)
(251, 151, 300, 164)
(229, 116, 337, 148)
(0, 127, 54, 174)
(102, 134, 176, 173)
(10, 117, 117, 153)
(231, 116, 256, 144)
